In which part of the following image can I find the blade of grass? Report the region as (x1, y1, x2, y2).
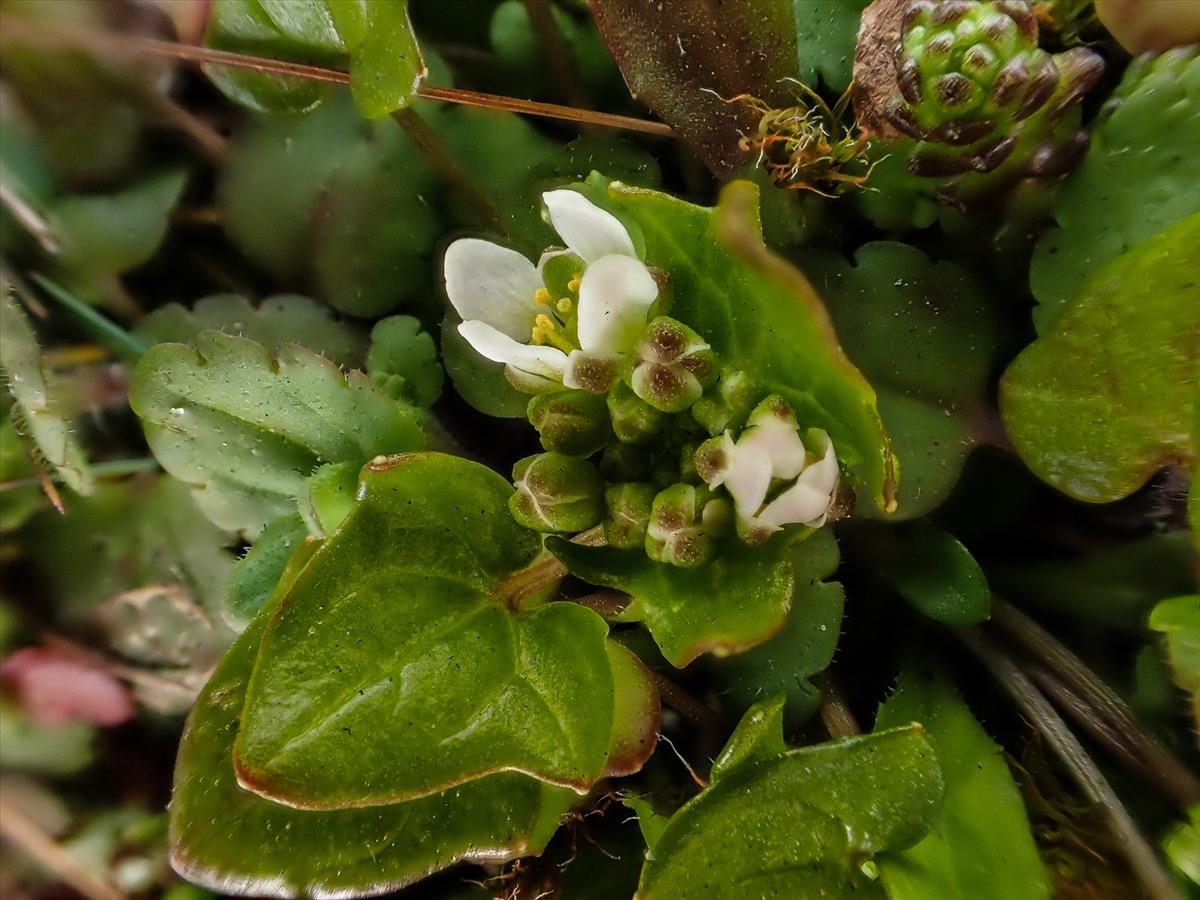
(30, 275, 148, 364)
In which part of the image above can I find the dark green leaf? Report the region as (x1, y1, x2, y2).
(129, 330, 426, 538)
(1002, 214, 1200, 503)
(234, 453, 650, 807)
(793, 0, 869, 92)
(1030, 48, 1200, 330)
(637, 697, 944, 898)
(441, 317, 530, 419)
(223, 513, 311, 630)
(876, 659, 1050, 900)
(170, 591, 575, 898)
(605, 179, 895, 512)
(366, 315, 443, 408)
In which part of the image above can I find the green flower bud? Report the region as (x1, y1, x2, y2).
(645, 483, 732, 568)
(629, 317, 719, 414)
(608, 380, 668, 444)
(691, 369, 760, 435)
(604, 482, 656, 549)
(510, 452, 603, 533)
(528, 390, 611, 456)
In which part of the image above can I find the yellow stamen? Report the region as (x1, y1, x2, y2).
(556, 297, 573, 314)
(567, 274, 582, 292)
(531, 328, 547, 345)
(535, 313, 557, 333)
(534, 287, 551, 305)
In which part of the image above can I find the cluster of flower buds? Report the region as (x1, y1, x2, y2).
(445, 189, 840, 566)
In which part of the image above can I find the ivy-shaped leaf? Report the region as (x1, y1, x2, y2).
(876, 659, 1051, 900)
(0, 289, 93, 495)
(128, 330, 426, 538)
(1029, 47, 1200, 331)
(234, 453, 657, 808)
(203, 0, 426, 118)
(1002, 214, 1200, 503)
(637, 696, 944, 898)
(798, 242, 1003, 519)
(605, 179, 895, 511)
(1149, 595, 1200, 727)
(137, 293, 367, 368)
(793, 0, 869, 92)
(366, 315, 443, 408)
(171, 584, 575, 898)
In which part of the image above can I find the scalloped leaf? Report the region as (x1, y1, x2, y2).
(637, 697, 944, 898)
(604, 179, 895, 511)
(876, 659, 1051, 900)
(170, 583, 575, 899)
(1030, 47, 1200, 331)
(137, 293, 367, 368)
(128, 330, 426, 538)
(1002, 214, 1200, 503)
(366, 315, 443, 408)
(798, 242, 1003, 519)
(234, 453, 656, 808)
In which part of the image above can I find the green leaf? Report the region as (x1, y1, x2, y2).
(1030, 47, 1200, 330)
(129, 330, 425, 538)
(366, 315, 443, 408)
(1149, 595, 1200, 726)
(847, 522, 991, 626)
(441, 316, 530, 418)
(793, 0, 869, 92)
(1002, 214, 1200, 503)
(797, 242, 1002, 519)
(204, 0, 425, 118)
(707, 528, 844, 728)
(0, 698, 95, 777)
(623, 796, 670, 853)
(170, 590, 575, 898)
(297, 460, 358, 537)
(1163, 806, 1200, 888)
(637, 697, 944, 899)
(875, 659, 1051, 900)
(0, 289, 93, 495)
(223, 513, 311, 630)
(605, 179, 895, 512)
(234, 453, 649, 808)
(548, 533, 799, 668)
(137, 294, 367, 368)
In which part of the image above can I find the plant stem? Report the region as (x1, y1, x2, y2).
(492, 525, 605, 611)
(0, 178, 59, 255)
(390, 107, 504, 234)
(813, 669, 861, 738)
(991, 599, 1200, 810)
(522, 0, 593, 113)
(31, 274, 148, 363)
(648, 670, 725, 733)
(0, 17, 674, 137)
(958, 628, 1180, 900)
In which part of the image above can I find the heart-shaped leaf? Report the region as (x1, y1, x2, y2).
(170, 587, 575, 899)
(636, 696, 944, 898)
(234, 453, 655, 808)
(604, 179, 895, 511)
(1029, 47, 1200, 331)
(129, 330, 426, 538)
(876, 659, 1051, 900)
(798, 242, 1003, 519)
(1002, 213, 1200, 503)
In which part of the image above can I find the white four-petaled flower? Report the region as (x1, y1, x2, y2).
(444, 190, 658, 391)
(699, 396, 839, 537)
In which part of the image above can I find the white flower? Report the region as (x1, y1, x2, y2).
(697, 396, 839, 539)
(444, 190, 658, 392)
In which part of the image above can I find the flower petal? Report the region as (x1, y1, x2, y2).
(722, 442, 773, 519)
(576, 255, 658, 355)
(543, 190, 636, 262)
(458, 321, 567, 379)
(757, 480, 832, 529)
(444, 239, 540, 340)
(800, 430, 840, 496)
(739, 419, 807, 481)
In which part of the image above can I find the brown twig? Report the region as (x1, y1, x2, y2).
(0, 794, 127, 900)
(958, 628, 1180, 900)
(0, 17, 675, 137)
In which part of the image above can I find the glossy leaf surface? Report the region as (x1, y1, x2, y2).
(876, 660, 1051, 900)
(170, 593, 574, 898)
(605, 180, 894, 511)
(234, 454, 639, 807)
(1149, 595, 1200, 726)
(637, 697, 943, 898)
(1002, 214, 1200, 503)
(129, 330, 426, 538)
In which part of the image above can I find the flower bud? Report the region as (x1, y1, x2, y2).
(645, 483, 732, 568)
(628, 317, 719, 414)
(510, 452, 603, 533)
(691, 369, 761, 435)
(599, 442, 654, 481)
(527, 390, 611, 456)
(604, 482, 656, 549)
(607, 381, 668, 444)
